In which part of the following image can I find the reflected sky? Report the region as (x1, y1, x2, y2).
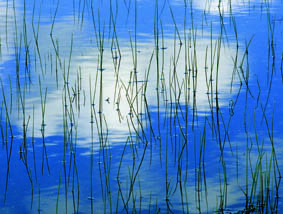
(189, 0, 259, 14)
(1, 6, 244, 146)
(0, 0, 283, 213)
(0, 0, 20, 68)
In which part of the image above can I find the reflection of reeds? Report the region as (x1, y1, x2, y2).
(38, 183, 41, 213)
(32, 105, 37, 182)
(280, 53, 283, 83)
(56, 171, 61, 214)
(0, 79, 13, 138)
(32, 0, 44, 74)
(0, 37, 2, 60)
(39, 76, 50, 175)
(1, 78, 14, 203)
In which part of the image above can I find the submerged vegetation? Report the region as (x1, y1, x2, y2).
(0, 0, 283, 213)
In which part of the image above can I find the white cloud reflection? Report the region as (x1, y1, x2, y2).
(0, 0, 21, 69)
(174, 0, 258, 15)
(1, 11, 243, 150)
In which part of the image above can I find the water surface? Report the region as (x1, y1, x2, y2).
(0, 0, 283, 213)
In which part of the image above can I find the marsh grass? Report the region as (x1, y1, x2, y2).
(0, 0, 282, 213)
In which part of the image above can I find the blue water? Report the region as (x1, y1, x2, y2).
(0, 0, 283, 213)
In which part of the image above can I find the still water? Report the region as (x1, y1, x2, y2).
(0, 0, 283, 213)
